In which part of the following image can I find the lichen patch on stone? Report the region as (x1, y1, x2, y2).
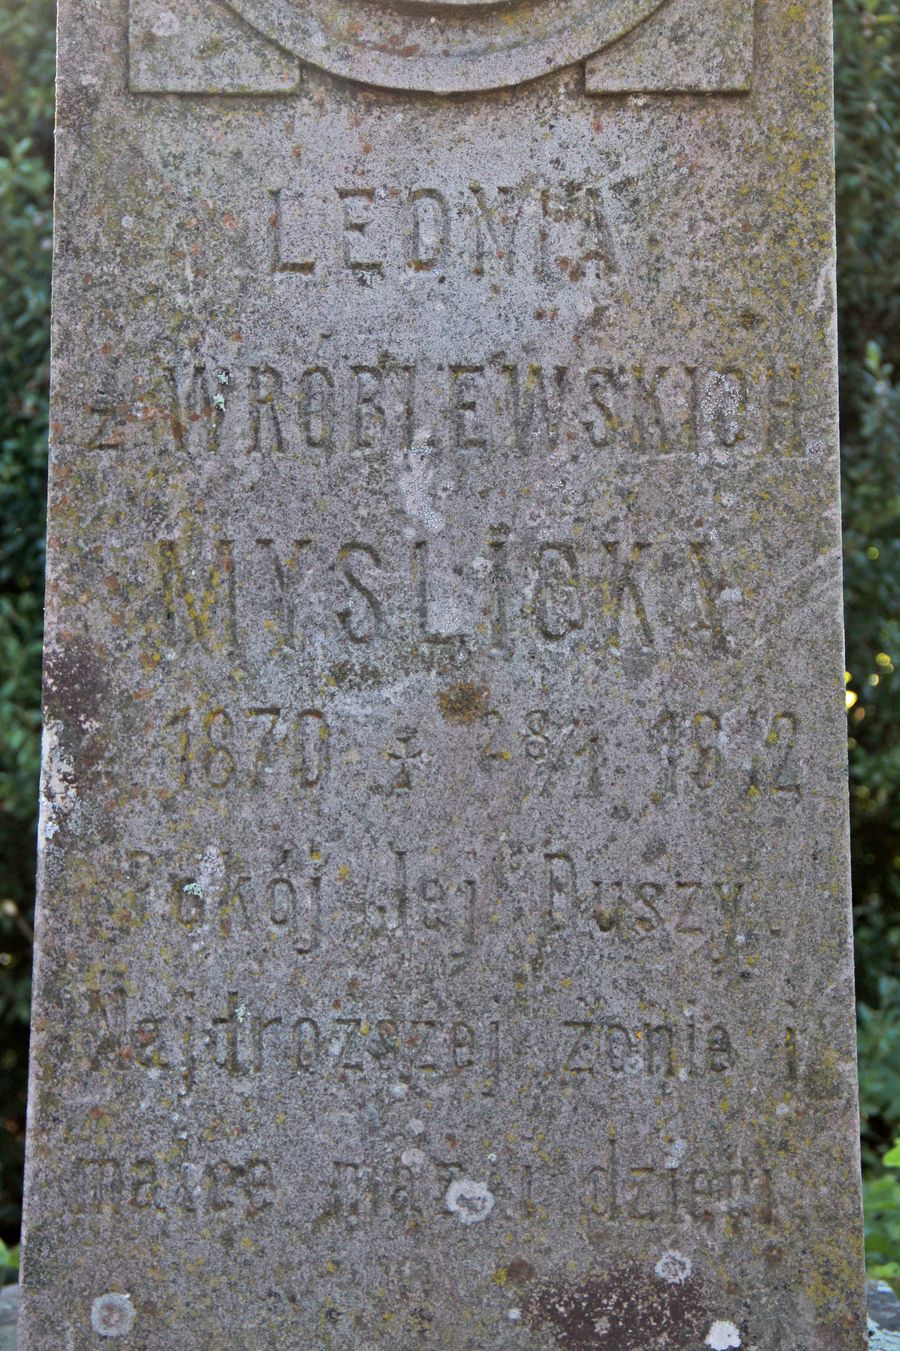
(437, 681, 491, 724)
(444, 1177, 494, 1225)
(91, 1292, 135, 1338)
(654, 1251, 693, 1285)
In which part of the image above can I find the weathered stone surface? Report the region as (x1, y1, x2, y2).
(128, 0, 300, 96)
(22, 0, 865, 1347)
(8, 1281, 900, 1349)
(584, 0, 754, 93)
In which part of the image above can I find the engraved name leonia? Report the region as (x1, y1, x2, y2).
(270, 181, 622, 280)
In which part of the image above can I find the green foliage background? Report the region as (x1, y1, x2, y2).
(0, 0, 897, 1281)
(0, 0, 54, 1273)
(836, 0, 900, 1284)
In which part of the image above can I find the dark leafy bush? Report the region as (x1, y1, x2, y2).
(836, 0, 900, 1282)
(0, 0, 54, 1245)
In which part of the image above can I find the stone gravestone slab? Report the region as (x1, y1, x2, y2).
(22, 0, 866, 1347)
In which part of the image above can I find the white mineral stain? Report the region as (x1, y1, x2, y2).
(40, 719, 77, 845)
(199, 846, 226, 891)
(663, 1138, 687, 1169)
(445, 1177, 494, 1225)
(815, 261, 831, 311)
(401, 1148, 426, 1169)
(398, 432, 445, 533)
(654, 1251, 692, 1285)
(705, 1319, 741, 1349)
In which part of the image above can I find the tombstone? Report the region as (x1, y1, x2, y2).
(21, 0, 866, 1346)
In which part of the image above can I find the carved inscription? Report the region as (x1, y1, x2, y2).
(80, 996, 773, 1143)
(69, 1137, 774, 1238)
(544, 853, 749, 955)
(321, 1146, 774, 1232)
(169, 847, 323, 951)
(271, 182, 621, 283)
(85, 986, 504, 1092)
(143, 701, 806, 807)
(560, 1019, 734, 1077)
(86, 354, 806, 461)
(653, 708, 803, 798)
(122, 835, 764, 945)
(582, 1141, 774, 1229)
(144, 531, 737, 662)
(71, 1151, 275, 1220)
(32, 0, 859, 1339)
(160, 705, 329, 794)
(82, 978, 816, 1101)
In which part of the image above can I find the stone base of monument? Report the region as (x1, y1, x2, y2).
(869, 1280, 900, 1348)
(4, 1281, 900, 1348)
(0, 1285, 18, 1351)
